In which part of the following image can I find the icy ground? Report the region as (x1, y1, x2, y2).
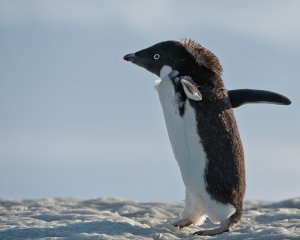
(1, 198, 300, 240)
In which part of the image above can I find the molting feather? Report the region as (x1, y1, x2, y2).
(180, 38, 223, 77)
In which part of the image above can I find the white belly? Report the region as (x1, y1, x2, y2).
(155, 66, 235, 224)
(156, 67, 207, 193)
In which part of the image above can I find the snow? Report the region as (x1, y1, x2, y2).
(0, 198, 300, 239)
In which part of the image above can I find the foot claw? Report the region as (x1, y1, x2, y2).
(193, 231, 202, 235)
(172, 218, 193, 229)
(193, 227, 229, 236)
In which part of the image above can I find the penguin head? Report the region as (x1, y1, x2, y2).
(124, 39, 223, 81)
(124, 41, 190, 76)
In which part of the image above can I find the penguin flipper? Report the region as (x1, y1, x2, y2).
(181, 78, 202, 101)
(228, 89, 291, 108)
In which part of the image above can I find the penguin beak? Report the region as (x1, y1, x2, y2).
(123, 53, 136, 62)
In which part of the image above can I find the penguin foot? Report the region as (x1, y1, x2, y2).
(172, 218, 193, 229)
(193, 225, 229, 236)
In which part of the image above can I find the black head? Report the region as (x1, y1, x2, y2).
(124, 39, 223, 88)
(124, 41, 186, 76)
(124, 41, 192, 76)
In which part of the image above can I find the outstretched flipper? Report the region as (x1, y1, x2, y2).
(228, 89, 291, 108)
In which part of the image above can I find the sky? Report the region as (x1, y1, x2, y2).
(0, 0, 299, 202)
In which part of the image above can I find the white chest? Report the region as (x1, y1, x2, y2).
(155, 66, 208, 191)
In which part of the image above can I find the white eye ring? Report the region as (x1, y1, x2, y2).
(153, 53, 160, 60)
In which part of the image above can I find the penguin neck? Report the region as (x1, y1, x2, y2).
(175, 64, 224, 89)
(191, 69, 223, 89)
(159, 65, 181, 88)
(158, 65, 187, 117)
(159, 65, 224, 90)
(159, 65, 173, 79)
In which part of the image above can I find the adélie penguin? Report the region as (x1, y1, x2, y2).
(123, 39, 291, 235)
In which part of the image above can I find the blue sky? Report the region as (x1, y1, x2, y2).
(0, 0, 299, 201)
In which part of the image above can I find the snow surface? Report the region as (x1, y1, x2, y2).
(0, 198, 300, 239)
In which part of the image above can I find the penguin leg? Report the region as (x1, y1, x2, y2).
(193, 219, 229, 236)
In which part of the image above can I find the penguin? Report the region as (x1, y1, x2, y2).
(123, 39, 291, 235)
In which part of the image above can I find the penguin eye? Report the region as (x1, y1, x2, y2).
(153, 53, 160, 60)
